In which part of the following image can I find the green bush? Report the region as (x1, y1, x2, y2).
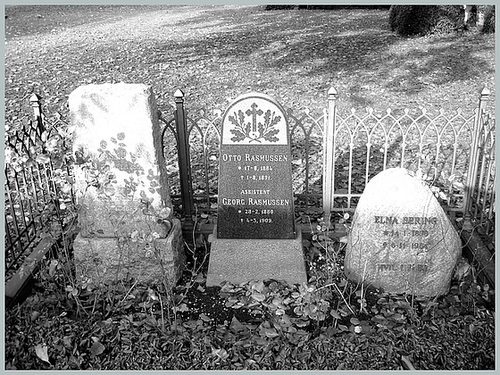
(389, 5, 464, 36)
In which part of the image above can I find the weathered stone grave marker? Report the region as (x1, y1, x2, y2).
(206, 92, 307, 286)
(70, 83, 184, 285)
(345, 167, 462, 296)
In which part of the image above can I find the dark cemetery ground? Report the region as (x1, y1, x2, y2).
(4, 5, 495, 370)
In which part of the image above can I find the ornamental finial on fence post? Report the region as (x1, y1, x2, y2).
(322, 87, 338, 219)
(29, 93, 44, 133)
(327, 86, 338, 101)
(174, 89, 195, 229)
(480, 86, 491, 100)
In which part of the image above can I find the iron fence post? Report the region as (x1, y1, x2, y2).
(174, 89, 195, 228)
(462, 87, 490, 231)
(323, 87, 338, 220)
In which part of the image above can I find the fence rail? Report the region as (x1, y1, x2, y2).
(4, 94, 75, 277)
(159, 87, 495, 240)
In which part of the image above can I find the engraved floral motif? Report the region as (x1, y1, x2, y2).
(228, 102, 281, 143)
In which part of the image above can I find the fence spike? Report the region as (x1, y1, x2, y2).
(328, 86, 338, 99)
(174, 89, 184, 98)
(29, 93, 41, 103)
(480, 87, 491, 97)
(30, 93, 41, 117)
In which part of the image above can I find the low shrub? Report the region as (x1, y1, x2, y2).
(389, 5, 464, 36)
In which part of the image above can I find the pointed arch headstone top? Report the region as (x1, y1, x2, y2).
(207, 92, 306, 287)
(221, 92, 290, 146)
(217, 92, 295, 239)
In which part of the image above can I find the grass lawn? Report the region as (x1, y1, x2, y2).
(4, 5, 496, 371)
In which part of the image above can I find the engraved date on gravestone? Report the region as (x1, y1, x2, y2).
(374, 215, 437, 256)
(376, 263, 429, 272)
(217, 93, 295, 239)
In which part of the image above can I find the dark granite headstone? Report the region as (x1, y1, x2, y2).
(206, 93, 306, 286)
(216, 93, 295, 239)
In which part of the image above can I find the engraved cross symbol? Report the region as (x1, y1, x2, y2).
(246, 103, 263, 132)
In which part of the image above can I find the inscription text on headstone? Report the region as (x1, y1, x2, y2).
(217, 94, 295, 239)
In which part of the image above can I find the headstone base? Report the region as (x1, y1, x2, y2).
(73, 218, 184, 285)
(206, 227, 307, 286)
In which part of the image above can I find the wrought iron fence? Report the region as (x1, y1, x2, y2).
(159, 93, 327, 217)
(4, 94, 75, 277)
(159, 87, 495, 239)
(4, 88, 495, 276)
(463, 106, 495, 242)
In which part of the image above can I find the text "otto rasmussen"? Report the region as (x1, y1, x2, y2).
(222, 154, 288, 162)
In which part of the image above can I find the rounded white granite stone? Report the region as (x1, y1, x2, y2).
(345, 168, 461, 296)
